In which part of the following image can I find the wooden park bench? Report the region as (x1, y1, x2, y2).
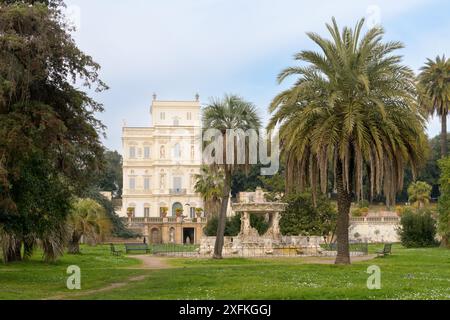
(110, 243, 122, 256)
(376, 243, 392, 257)
(124, 243, 150, 254)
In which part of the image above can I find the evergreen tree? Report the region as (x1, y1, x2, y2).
(0, 0, 107, 262)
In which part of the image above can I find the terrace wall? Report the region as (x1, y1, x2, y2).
(349, 217, 400, 243)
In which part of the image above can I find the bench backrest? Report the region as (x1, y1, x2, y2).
(383, 243, 392, 252)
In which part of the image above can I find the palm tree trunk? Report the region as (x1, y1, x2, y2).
(213, 169, 231, 259)
(68, 232, 81, 254)
(335, 161, 351, 265)
(441, 113, 447, 158)
(4, 239, 22, 263)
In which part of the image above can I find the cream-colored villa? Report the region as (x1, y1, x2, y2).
(121, 96, 206, 244)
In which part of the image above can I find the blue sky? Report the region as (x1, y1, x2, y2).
(66, 0, 450, 151)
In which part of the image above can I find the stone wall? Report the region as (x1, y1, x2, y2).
(349, 217, 400, 243)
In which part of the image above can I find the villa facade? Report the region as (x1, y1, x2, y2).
(121, 96, 206, 244)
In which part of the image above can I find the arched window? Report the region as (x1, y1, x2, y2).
(172, 202, 183, 217)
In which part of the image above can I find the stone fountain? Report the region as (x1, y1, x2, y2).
(199, 188, 325, 257)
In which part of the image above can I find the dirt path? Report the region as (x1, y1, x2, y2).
(126, 255, 174, 270)
(43, 255, 172, 300)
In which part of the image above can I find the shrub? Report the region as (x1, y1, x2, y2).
(360, 207, 369, 216)
(395, 205, 405, 216)
(88, 191, 140, 238)
(280, 192, 336, 236)
(250, 214, 270, 235)
(226, 214, 242, 236)
(398, 208, 438, 248)
(351, 208, 363, 217)
(203, 214, 267, 237)
(358, 200, 370, 209)
(438, 157, 450, 247)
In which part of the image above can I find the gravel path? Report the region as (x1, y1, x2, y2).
(126, 255, 173, 270)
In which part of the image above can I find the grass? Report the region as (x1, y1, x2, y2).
(0, 245, 145, 300)
(1, 244, 450, 300)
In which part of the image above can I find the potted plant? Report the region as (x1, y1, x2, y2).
(195, 208, 204, 218)
(360, 207, 369, 217)
(175, 208, 183, 218)
(161, 207, 169, 218)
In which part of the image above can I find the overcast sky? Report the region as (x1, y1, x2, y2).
(66, 0, 450, 151)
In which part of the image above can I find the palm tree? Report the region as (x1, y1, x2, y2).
(194, 165, 224, 218)
(408, 181, 432, 209)
(203, 94, 261, 258)
(67, 198, 112, 254)
(418, 55, 450, 158)
(268, 18, 427, 264)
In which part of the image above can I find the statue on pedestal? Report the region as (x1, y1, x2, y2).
(240, 212, 259, 238)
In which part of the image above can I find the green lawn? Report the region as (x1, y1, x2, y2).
(1, 244, 450, 300)
(0, 245, 145, 300)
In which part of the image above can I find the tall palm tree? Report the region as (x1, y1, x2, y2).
(195, 165, 224, 218)
(268, 18, 427, 264)
(418, 55, 450, 158)
(67, 198, 112, 254)
(203, 94, 261, 259)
